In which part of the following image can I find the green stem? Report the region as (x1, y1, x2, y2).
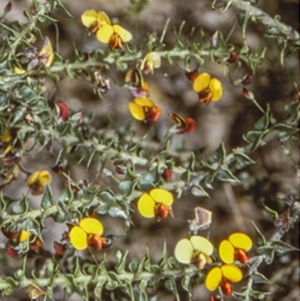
(0, 264, 199, 292)
(252, 98, 266, 114)
(222, 0, 299, 42)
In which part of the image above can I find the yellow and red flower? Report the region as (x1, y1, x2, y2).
(219, 232, 252, 264)
(168, 113, 196, 134)
(205, 264, 243, 296)
(174, 235, 213, 269)
(129, 97, 162, 122)
(96, 24, 132, 49)
(137, 188, 173, 221)
(69, 217, 108, 251)
(81, 9, 131, 49)
(81, 9, 111, 34)
(26, 170, 52, 195)
(138, 52, 161, 74)
(193, 73, 222, 105)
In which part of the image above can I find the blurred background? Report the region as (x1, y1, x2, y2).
(0, 0, 299, 300)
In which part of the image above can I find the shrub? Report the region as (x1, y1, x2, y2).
(0, 0, 299, 300)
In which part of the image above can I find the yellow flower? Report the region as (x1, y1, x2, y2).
(38, 36, 54, 68)
(81, 9, 111, 34)
(193, 73, 222, 105)
(96, 24, 132, 49)
(137, 188, 173, 221)
(174, 236, 213, 269)
(26, 170, 52, 195)
(219, 232, 252, 264)
(129, 97, 162, 122)
(69, 217, 107, 251)
(138, 52, 161, 74)
(205, 264, 243, 296)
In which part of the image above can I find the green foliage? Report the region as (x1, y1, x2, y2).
(0, 0, 299, 300)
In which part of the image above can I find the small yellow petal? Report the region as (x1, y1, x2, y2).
(140, 79, 149, 91)
(44, 52, 54, 68)
(190, 236, 214, 256)
(97, 11, 111, 26)
(1, 129, 12, 142)
(129, 102, 145, 120)
(38, 37, 54, 67)
(26, 172, 39, 186)
(193, 73, 211, 93)
(3, 145, 12, 155)
(219, 239, 235, 264)
(209, 78, 223, 101)
(134, 97, 155, 108)
(112, 25, 132, 42)
(139, 52, 161, 73)
(69, 226, 88, 250)
(149, 188, 173, 206)
(147, 52, 161, 68)
(79, 218, 103, 236)
(38, 37, 52, 57)
(81, 9, 98, 28)
(205, 267, 222, 291)
(137, 193, 156, 218)
(125, 69, 135, 83)
(229, 232, 252, 251)
(96, 24, 114, 44)
(12, 67, 25, 74)
(174, 238, 194, 264)
(19, 230, 31, 242)
(221, 264, 243, 283)
(37, 170, 52, 186)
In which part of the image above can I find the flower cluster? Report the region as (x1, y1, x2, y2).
(125, 53, 198, 134)
(126, 53, 163, 123)
(174, 232, 253, 296)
